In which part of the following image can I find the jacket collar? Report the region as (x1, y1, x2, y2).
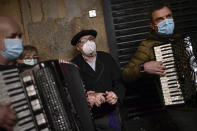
(79, 52, 104, 79)
(146, 30, 181, 43)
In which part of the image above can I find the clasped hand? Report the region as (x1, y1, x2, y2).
(87, 91, 118, 107)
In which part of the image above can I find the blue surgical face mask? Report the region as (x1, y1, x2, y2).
(0, 39, 23, 60)
(24, 59, 37, 65)
(157, 19, 175, 35)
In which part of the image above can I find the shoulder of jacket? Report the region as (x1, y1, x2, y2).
(140, 39, 162, 47)
(97, 51, 111, 57)
(71, 54, 82, 62)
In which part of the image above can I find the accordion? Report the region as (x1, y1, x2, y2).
(153, 36, 197, 106)
(0, 60, 95, 131)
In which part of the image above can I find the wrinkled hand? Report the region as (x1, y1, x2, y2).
(144, 61, 165, 76)
(94, 93, 106, 107)
(105, 91, 118, 105)
(87, 91, 96, 107)
(0, 102, 17, 131)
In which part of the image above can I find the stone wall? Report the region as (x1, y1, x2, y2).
(0, 0, 109, 61)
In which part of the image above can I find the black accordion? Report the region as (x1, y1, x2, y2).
(153, 36, 197, 106)
(0, 60, 95, 131)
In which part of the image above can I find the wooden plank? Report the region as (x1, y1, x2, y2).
(41, 0, 58, 19)
(19, 0, 32, 45)
(29, 0, 43, 22)
(57, 0, 66, 18)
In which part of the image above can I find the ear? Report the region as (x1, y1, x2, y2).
(150, 22, 158, 32)
(0, 38, 5, 51)
(76, 46, 80, 51)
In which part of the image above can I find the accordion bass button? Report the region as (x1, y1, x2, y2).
(31, 99, 42, 111)
(26, 85, 37, 97)
(36, 113, 47, 125)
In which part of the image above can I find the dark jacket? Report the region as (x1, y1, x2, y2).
(71, 51, 125, 117)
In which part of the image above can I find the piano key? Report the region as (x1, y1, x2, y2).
(4, 82, 22, 91)
(163, 62, 175, 67)
(161, 47, 172, 51)
(18, 116, 33, 126)
(163, 88, 181, 93)
(8, 88, 24, 96)
(162, 52, 173, 57)
(171, 101, 185, 104)
(168, 85, 180, 89)
(11, 99, 28, 109)
(0, 68, 18, 74)
(10, 93, 26, 103)
(167, 78, 178, 82)
(162, 57, 175, 62)
(17, 109, 31, 119)
(18, 121, 35, 131)
(4, 77, 20, 84)
(166, 74, 177, 78)
(1, 86, 23, 95)
(165, 70, 176, 74)
(165, 64, 175, 69)
(171, 96, 184, 101)
(163, 54, 173, 59)
(15, 104, 29, 113)
(171, 93, 182, 97)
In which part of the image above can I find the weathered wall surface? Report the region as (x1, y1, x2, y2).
(0, 0, 109, 61)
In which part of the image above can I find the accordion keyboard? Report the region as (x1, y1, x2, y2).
(154, 43, 185, 106)
(0, 68, 37, 131)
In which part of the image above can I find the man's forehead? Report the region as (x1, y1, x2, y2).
(0, 19, 21, 35)
(152, 6, 172, 19)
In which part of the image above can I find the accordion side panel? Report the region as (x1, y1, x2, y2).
(60, 62, 95, 131)
(0, 60, 95, 131)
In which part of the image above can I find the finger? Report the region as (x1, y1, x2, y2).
(105, 91, 109, 95)
(95, 101, 101, 107)
(106, 93, 113, 99)
(5, 119, 16, 127)
(87, 91, 95, 95)
(106, 97, 113, 102)
(90, 103, 94, 108)
(107, 99, 115, 105)
(88, 101, 94, 108)
(158, 65, 166, 70)
(155, 71, 165, 76)
(100, 96, 105, 102)
(8, 110, 17, 121)
(154, 67, 165, 73)
(157, 61, 163, 65)
(111, 99, 118, 105)
(3, 102, 12, 107)
(1, 123, 12, 131)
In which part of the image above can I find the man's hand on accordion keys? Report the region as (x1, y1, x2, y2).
(0, 102, 17, 131)
(143, 61, 166, 76)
